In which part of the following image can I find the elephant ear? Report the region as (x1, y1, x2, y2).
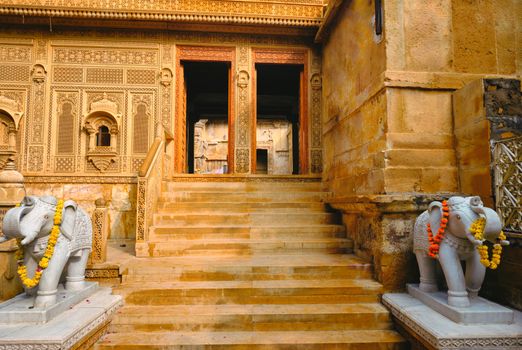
(59, 200, 78, 240)
(428, 201, 443, 237)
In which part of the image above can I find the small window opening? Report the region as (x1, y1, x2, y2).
(96, 126, 111, 146)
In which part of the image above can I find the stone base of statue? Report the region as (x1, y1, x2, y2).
(0, 283, 122, 349)
(383, 285, 522, 350)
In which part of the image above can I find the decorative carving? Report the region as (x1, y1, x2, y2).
(237, 70, 249, 88)
(86, 68, 124, 84)
(132, 94, 152, 154)
(54, 156, 75, 173)
(88, 93, 122, 120)
(0, 1, 323, 27)
(31, 63, 47, 84)
(53, 47, 159, 65)
(160, 69, 172, 130)
(236, 148, 249, 173)
(127, 69, 156, 85)
(56, 92, 79, 155)
(310, 73, 321, 90)
(0, 44, 32, 63)
(0, 91, 24, 129)
(253, 48, 307, 64)
(311, 149, 322, 173)
(159, 68, 173, 87)
(310, 74, 322, 149)
(0, 65, 30, 82)
(53, 67, 83, 83)
(136, 178, 146, 241)
(493, 136, 522, 233)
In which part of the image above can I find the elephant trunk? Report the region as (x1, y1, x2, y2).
(471, 205, 503, 242)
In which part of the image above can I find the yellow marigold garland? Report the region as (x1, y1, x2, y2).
(470, 217, 506, 270)
(16, 199, 64, 288)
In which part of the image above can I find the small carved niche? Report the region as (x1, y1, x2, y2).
(0, 93, 23, 170)
(83, 94, 121, 172)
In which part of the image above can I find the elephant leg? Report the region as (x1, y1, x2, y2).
(438, 242, 469, 307)
(465, 251, 486, 299)
(415, 251, 438, 292)
(65, 249, 90, 291)
(34, 240, 69, 308)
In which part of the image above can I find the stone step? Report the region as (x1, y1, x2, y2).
(121, 254, 372, 282)
(160, 191, 328, 203)
(152, 212, 340, 226)
(149, 224, 346, 240)
(136, 238, 353, 257)
(114, 279, 383, 305)
(157, 201, 327, 212)
(108, 303, 393, 332)
(95, 330, 406, 349)
(162, 181, 323, 192)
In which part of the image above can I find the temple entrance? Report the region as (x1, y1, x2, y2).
(184, 61, 230, 174)
(254, 64, 302, 174)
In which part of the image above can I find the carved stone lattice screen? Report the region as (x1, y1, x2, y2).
(493, 136, 522, 233)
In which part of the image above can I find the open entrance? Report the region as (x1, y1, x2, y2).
(255, 64, 301, 174)
(184, 61, 230, 174)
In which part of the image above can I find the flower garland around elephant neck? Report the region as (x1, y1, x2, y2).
(16, 199, 64, 289)
(427, 200, 449, 258)
(470, 217, 505, 270)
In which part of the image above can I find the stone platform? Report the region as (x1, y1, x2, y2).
(0, 287, 122, 349)
(407, 284, 514, 325)
(383, 291, 522, 350)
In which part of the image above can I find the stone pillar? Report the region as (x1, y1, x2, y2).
(0, 159, 25, 301)
(90, 198, 109, 264)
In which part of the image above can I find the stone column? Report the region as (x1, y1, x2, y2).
(0, 159, 25, 301)
(90, 198, 109, 264)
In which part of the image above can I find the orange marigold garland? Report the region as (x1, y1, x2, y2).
(427, 200, 449, 258)
(16, 199, 64, 289)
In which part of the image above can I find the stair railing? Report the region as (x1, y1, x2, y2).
(136, 136, 164, 249)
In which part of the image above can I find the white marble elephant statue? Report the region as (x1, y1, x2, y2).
(3, 195, 92, 308)
(413, 196, 508, 307)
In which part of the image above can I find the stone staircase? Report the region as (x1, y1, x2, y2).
(95, 178, 407, 349)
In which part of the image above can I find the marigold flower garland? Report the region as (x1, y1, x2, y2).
(470, 217, 506, 269)
(16, 199, 64, 288)
(427, 200, 450, 258)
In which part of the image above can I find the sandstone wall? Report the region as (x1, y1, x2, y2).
(322, 0, 521, 291)
(24, 181, 136, 241)
(322, 0, 386, 196)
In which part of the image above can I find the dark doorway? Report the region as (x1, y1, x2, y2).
(184, 61, 229, 174)
(255, 63, 301, 174)
(256, 149, 268, 174)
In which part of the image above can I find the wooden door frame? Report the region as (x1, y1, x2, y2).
(251, 48, 309, 174)
(175, 45, 236, 174)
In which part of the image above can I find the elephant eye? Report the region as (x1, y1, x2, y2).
(456, 214, 461, 220)
(43, 215, 49, 220)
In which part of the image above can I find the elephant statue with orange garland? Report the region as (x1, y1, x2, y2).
(413, 196, 509, 307)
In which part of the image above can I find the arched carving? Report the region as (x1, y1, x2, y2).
(0, 111, 18, 169)
(237, 70, 250, 88)
(159, 68, 173, 87)
(31, 64, 47, 84)
(0, 93, 24, 130)
(83, 107, 119, 172)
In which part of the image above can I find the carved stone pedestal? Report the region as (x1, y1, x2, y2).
(383, 291, 522, 350)
(0, 284, 122, 349)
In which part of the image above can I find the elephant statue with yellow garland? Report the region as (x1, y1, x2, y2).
(413, 196, 509, 307)
(2, 195, 92, 308)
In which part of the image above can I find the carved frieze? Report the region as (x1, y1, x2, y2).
(0, 1, 323, 28)
(53, 47, 159, 66)
(0, 44, 32, 63)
